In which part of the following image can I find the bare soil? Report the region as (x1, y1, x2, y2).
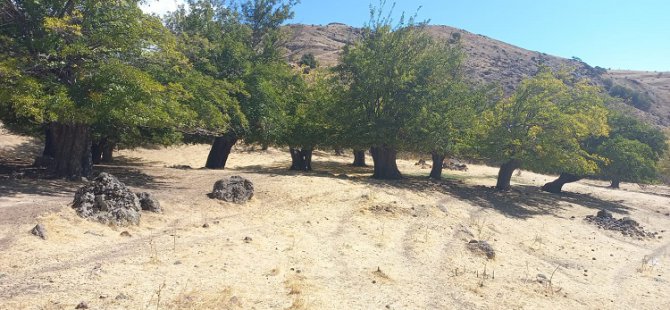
(1, 129, 669, 309)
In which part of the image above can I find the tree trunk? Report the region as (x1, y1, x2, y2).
(541, 173, 583, 194)
(352, 149, 367, 167)
(495, 159, 521, 191)
(429, 152, 446, 180)
(91, 137, 107, 164)
(205, 134, 238, 169)
(370, 146, 402, 179)
(289, 148, 313, 171)
(610, 179, 621, 189)
(46, 123, 92, 179)
(91, 142, 103, 164)
(42, 127, 56, 158)
(101, 142, 114, 163)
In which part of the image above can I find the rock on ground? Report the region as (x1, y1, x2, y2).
(467, 240, 496, 259)
(30, 224, 47, 240)
(136, 192, 162, 213)
(209, 176, 254, 204)
(72, 173, 141, 226)
(585, 209, 659, 239)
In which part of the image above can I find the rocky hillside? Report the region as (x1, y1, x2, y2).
(285, 23, 670, 127)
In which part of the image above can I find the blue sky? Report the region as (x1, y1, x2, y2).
(141, 0, 670, 71)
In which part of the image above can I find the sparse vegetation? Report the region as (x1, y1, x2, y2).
(299, 53, 319, 68)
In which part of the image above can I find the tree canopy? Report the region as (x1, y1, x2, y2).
(479, 68, 610, 190)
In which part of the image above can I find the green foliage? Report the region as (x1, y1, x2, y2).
(479, 68, 610, 176)
(0, 0, 191, 147)
(589, 112, 668, 184)
(299, 53, 318, 69)
(597, 136, 657, 184)
(165, 0, 298, 146)
(278, 71, 338, 149)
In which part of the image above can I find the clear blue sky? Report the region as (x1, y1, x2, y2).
(142, 0, 670, 71)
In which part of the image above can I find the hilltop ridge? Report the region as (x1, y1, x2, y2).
(285, 23, 670, 127)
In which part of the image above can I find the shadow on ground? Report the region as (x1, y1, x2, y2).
(234, 160, 631, 219)
(0, 161, 168, 198)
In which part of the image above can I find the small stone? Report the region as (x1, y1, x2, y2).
(115, 293, 129, 300)
(243, 236, 252, 243)
(30, 224, 47, 240)
(592, 257, 596, 260)
(120, 231, 132, 237)
(372, 280, 377, 284)
(213, 220, 220, 225)
(202, 223, 210, 228)
(174, 261, 182, 265)
(136, 192, 162, 213)
(75, 301, 89, 309)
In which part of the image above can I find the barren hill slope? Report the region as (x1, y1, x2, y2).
(285, 23, 670, 126)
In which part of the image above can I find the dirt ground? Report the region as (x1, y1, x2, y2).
(1, 127, 669, 309)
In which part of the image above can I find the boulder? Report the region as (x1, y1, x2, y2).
(72, 173, 141, 226)
(136, 192, 162, 213)
(209, 176, 254, 203)
(31, 224, 47, 240)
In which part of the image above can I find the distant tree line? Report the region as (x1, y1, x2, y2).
(0, 0, 666, 192)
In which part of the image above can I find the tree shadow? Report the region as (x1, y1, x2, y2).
(0, 163, 168, 198)
(233, 160, 631, 219)
(0, 140, 42, 163)
(230, 160, 374, 179)
(354, 176, 631, 219)
(94, 166, 165, 190)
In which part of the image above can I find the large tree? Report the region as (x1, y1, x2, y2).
(480, 68, 609, 190)
(0, 0, 188, 178)
(541, 112, 668, 193)
(407, 82, 494, 180)
(165, 0, 299, 169)
(336, 9, 462, 179)
(278, 71, 338, 171)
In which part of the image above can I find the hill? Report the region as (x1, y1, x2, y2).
(285, 23, 670, 127)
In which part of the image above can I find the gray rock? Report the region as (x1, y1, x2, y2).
(72, 173, 141, 226)
(136, 192, 162, 213)
(467, 240, 496, 259)
(209, 176, 254, 203)
(31, 224, 47, 240)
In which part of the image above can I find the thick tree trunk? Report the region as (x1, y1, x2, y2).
(205, 134, 238, 169)
(429, 152, 446, 180)
(352, 149, 367, 167)
(610, 179, 621, 189)
(289, 148, 313, 171)
(541, 173, 583, 194)
(495, 159, 521, 191)
(370, 146, 402, 179)
(46, 123, 92, 179)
